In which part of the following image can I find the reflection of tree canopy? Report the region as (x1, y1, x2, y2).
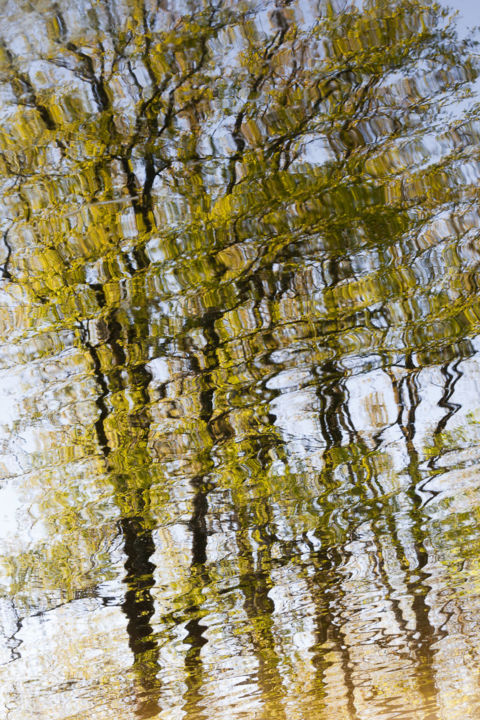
(1, 0, 480, 718)
(1, 0, 479, 361)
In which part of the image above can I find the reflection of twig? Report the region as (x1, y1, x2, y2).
(1, 224, 12, 280)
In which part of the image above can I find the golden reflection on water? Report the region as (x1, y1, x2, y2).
(1, 0, 480, 718)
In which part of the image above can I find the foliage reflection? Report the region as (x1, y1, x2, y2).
(0, 0, 480, 718)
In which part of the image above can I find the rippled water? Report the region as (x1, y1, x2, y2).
(1, 0, 480, 717)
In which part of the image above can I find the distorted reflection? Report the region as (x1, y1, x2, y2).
(1, 0, 480, 717)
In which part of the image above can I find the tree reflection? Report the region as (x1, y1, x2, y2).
(1, 0, 480, 718)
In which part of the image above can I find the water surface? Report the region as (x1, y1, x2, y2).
(1, 0, 480, 718)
